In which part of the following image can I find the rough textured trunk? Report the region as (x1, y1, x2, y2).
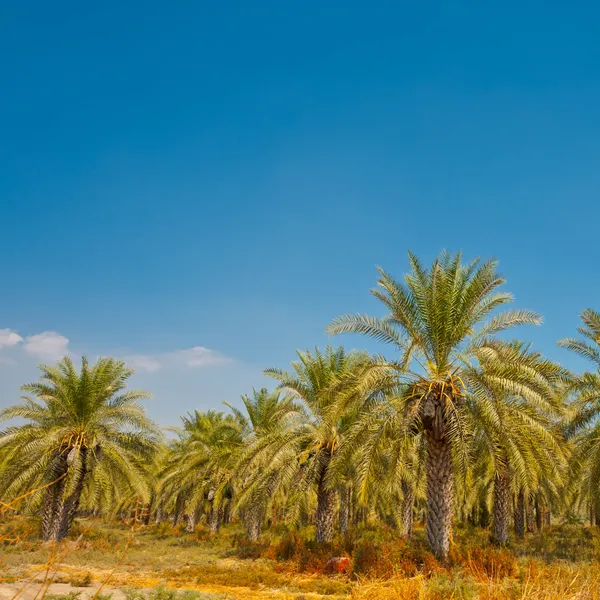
(491, 471, 511, 545)
(48, 448, 88, 542)
(246, 504, 263, 542)
(208, 504, 221, 534)
(535, 495, 543, 532)
(514, 488, 525, 539)
(154, 506, 164, 524)
(400, 479, 414, 538)
(422, 391, 454, 562)
(41, 457, 68, 541)
(425, 434, 453, 561)
(339, 485, 351, 535)
(173, 495, 184, 526)
(315, 454, 336, 544)
(526, 493, 535, 534)
(185, 510, 197, 533)
(545, 509, 551, 527)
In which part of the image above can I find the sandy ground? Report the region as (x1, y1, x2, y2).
(0, 582, 131, 600)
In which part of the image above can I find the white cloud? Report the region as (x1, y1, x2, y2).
(24, 331, 70, 361)
(174, 346, 232, 368)
(0, 329, 23, 349)
(121, 346, 230, 372)
(125, 354, 162, 373)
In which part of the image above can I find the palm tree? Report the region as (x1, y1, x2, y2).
(0, 357, 160, 541)
(265, 347, 373, 543)
(464, 342, 567, 545)
(227, 388, 299, 541)
(559, 309, 600, 524)
(329, 393, 424, 538)
(159, 410, 245, 534)
(239, 347, 369, 543)
(327, 251, 550, 560)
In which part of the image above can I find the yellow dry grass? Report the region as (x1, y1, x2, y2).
(3, 517, 600, 600)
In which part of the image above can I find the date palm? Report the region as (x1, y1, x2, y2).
(328, 251, 547, 560)
(0, 357, 160, 541)
(559, 309, 600, 523)
(464, 342, 567, 545)
(329, 392, 424, 538)
(242, 346, 370, 543)
(227, 388, 299, 541)
(159, 410, 245, 533)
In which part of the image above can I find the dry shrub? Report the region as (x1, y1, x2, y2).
(352, 538, 441, 578)
(352, 562, 600, 600)
(232, 535, 269, 559)
(265, 531, 302, 561)
(459, 545, 518, 579)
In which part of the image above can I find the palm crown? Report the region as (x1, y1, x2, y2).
(327, 251, 561, 559)
(0, 356, 160, 540)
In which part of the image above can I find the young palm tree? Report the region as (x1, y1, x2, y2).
(559, 309, 600, 523)
(0, 357, 160, 541)
(159, 409, 245, 533)
(327, 251, 548, 560)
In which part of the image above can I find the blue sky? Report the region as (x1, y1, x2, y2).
(2, 1, 600, 424)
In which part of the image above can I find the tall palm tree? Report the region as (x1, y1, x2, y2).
(227, 388, 299, 541)
(464, 342, 567, 545)
(329, 393, 424, 538)
(0, 357, 160, 541)
(240, 347, 370, 543)
(559, 309, 600, 523)
(327, 251, 549, 560)
(265, 347, 373, 543)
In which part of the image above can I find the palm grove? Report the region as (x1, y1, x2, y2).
(1, 252, 600, 563)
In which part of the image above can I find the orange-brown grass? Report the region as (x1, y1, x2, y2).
(3, 518, 600, 600)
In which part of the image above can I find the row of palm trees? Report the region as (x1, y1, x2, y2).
(1, 252, 600, 563)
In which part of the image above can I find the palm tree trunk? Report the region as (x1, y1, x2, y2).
(491, 471, 511, 545)
(173, 494, 184, 526)
(514, 488, 525, 539)
(526, 493, 535, 534)
(223, 502, 231, 525)
(246, 504, 263, 542)
(208, 504, 221, 534)
(535, 495, 543, 531)
(185, 509, 198, 533)
(425, 434, 453, 561)
(41, 455, 68, 541)
(339, 485, 351, 535)
(49, 448, 88, 542)
(400, 479, 414, 538)
(315, 457, 336, 544)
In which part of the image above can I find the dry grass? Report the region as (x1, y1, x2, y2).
(2, 518, 600, 599)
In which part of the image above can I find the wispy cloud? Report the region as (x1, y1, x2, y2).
(173, 346, 232, 368)
(0, 329, 23, 349)
(124, 354, 163, 373)
(23, 331, 70, 362)
(0, 326, 232, 375)
(123, 346, 232, 372)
